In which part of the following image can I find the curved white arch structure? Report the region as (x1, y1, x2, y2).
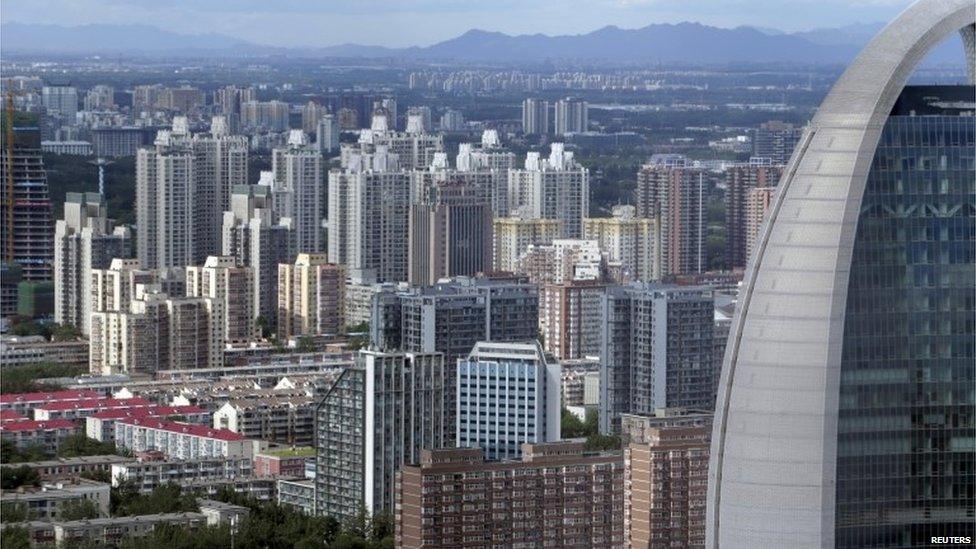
(706, 1, 976, 547)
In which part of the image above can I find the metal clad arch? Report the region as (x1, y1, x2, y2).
(706, 1, 976, 547)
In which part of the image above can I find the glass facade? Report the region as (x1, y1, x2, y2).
(836, 86, 975, 547)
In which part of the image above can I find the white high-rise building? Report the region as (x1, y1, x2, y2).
(507, 143, 590, 238)
(222, 184, 294, 328)
(340, 112, 443, 171)
(327, 147, 412, 283)
(42, 84, 78, 124)
(456, 130, 516, 217)
(492, 213, 562, 273)
(277, 253, 345, 338)
(272, 131, 324, 255)
(316, 113, 340, 154)
(456, 341, 561, 460)
(83, 85, 115, 111)
(136, 117, 248, 270)
(554, 97, 588, 135)
(54, 193, 132, 335)
(521, 98, 549, 135)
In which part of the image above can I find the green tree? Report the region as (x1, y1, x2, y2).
(50, 323, 81, 342)
(0, 502, 32, 522)
(297, 335, 316, 353)
(0, 465, 41, 489)
(585, 433, 622, 451)
(59, 498, 101, 520)
(57, 434, 116, 458)
(112, 483, 198, 517)
(0, 525, 30, 549)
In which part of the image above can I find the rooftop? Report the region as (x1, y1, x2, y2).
(0, 390, 101, 404)
(36, 397, 152, 412)
(0, 419, 76, 432)
(117, 418, 246, 442)
(258, 446, 315, 458)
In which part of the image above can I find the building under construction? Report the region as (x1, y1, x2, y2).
(2, 115, 54, 283)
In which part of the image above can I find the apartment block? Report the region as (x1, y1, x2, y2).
(277, 254, 345, 338)
(114, 418, 253, 460)
(395, 442, 625, 548)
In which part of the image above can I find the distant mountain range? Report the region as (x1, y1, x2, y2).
(0, 20, 965, 65)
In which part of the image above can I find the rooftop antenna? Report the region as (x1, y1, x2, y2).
(88, 157, 114, 196)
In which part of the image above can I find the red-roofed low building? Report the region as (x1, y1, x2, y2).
(114, 418, 257, 460)
(0, 390, 101, 415)
(0, 420, 79, 454)
(34, 397, 153, 421)
(0, 410, 27, 423)
(85, 406, 210, 443)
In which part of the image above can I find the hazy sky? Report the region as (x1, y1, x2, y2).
(2, 0, 917, 48)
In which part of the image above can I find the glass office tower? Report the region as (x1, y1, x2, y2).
(835, 86, 975, 547)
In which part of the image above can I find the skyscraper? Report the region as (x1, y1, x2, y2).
(539, 279, 606, 360)
(456, 341, 561, 460)
(327, 148, 412, 283)
(277, 253, 345, 338)
(584, 205, 661, 282)
(315, 113, 340, 154)
(41, 84, 78, 125)
(186, 255, 256, 362)
(1, 124, 53, 282)
(136, 117, 247, 269)
(554, 97, 588, 135)
(636, 157, 707, 276)
(492, 214, 562, 272)
(314, 350, 448, 521)
(272, 131, 324, 255)
(752, 120, 803, 165)
(455, 130, 516, 217)
(54, 193, 132, 334)
(408, 177, 493, 286)
(521, 98, 550, 135)
(600, 283, 716, 433)
(707, 3, 976, 547)
(508, 143, 590, 238)
(743, 186, 774, 264)
(723, 163, 783, 270)
(221, 184, 294, 328)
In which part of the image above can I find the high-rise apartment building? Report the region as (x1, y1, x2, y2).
(408, 178, 492, 286)
(456, 341, 561, 460)
(272, 131, 324, 255)
(554, 97, 588, 135)
(213, 86, 255, 132)
(709, 3, 976, 543)
(186, 256, 256, 363)
(83, 85, 115, 112)
(600, 283, 716, 432)
(584, 205, 661, 282)
(222, 184, 294, 328)
(743, 186, 775, 264)
(625, 421, 711, 549)
(315, 113, 340, 154)
(752, 120, 803, 165)
(301, 101, 328, 134)
(636, 157, 707, 276)
(240, 100, 290, 131)
(136, 117, 248, 269)
(53, 193, 131, 334)
(277, 253, 345, 338)
(89, 282, 215, 375)
(340, 113, 443, 171)
(327, 148, 412, 282)
(370, 275, 539, 366)
(539, 280, 606, 360)
(1, 124, 54, 281)
(492, 215, 562, 272)
(406, 106, 432, 134)
(455, 130, 516, 217)
(516, 239, 605, 285)
(314, 350, 448, 522)
(395, 442, 625, 548)
(508, 143, 589, 238)
(521, 98, 550, 135)
(157, 86, 204, 114)
(90, 258, 155, 316)
(41, 85, 78, 124)
(724, 163, 783, 269)
(439, 108, 464, 131)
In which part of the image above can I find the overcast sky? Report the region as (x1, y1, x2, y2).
(1, 0, 917, 48)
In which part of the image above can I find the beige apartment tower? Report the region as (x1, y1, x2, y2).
(277, 254, 345, 338)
